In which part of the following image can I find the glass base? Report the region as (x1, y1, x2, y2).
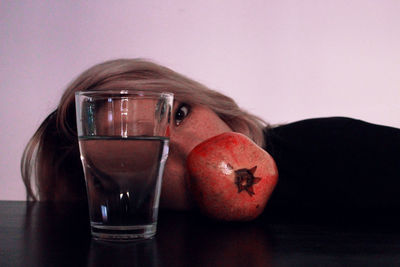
(91, 223, 157, 242)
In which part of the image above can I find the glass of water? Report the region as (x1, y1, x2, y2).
(75, 90, 173, 241)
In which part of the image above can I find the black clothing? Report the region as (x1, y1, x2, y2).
(263, 117, 400, 219)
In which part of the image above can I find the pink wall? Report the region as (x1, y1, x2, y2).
(1, 0, 399, 200)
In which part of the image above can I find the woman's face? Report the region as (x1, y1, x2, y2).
(160, 102, 232, 210)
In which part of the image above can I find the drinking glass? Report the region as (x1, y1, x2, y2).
(75, 90, 173, 241)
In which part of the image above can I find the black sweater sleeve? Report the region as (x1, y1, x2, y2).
(263, 117, 400, 218)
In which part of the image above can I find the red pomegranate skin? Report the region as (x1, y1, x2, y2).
(186, 132, 278, 221)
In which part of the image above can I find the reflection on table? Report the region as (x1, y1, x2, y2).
(2, 201, 400, 266)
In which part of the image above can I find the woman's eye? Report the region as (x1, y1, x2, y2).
(174, 104, 190, 126)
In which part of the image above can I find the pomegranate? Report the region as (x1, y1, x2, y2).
(186, 132, 278, 221)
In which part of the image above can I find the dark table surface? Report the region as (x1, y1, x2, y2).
(1, 201, 400, 267)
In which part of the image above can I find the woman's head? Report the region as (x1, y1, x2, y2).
(22, 58, 269, 209)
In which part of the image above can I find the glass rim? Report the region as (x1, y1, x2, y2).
(75, 89, 174, 98)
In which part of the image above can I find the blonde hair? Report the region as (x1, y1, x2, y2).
(21, 58, 270, 201)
